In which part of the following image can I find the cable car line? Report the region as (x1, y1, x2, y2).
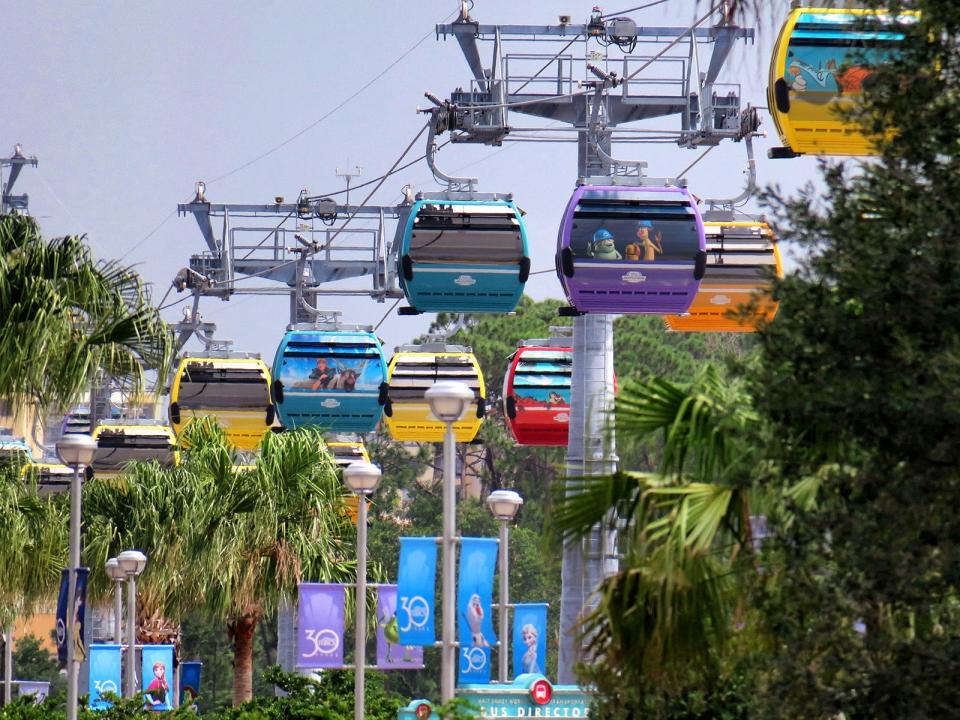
(624, 0, 723, 83)
(207, 121, 431, 288)
(601, 0, 670, 19)
(204, 10, 458, 187)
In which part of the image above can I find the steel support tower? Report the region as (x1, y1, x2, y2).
(433, 1, 755, 683)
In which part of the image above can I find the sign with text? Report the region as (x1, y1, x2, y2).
(297, 583, 346, 668)
(457, 675, 593, 718)
(397, 537, 437, 646)
(375, 584, 425, 669)
(88, 643, 122, 710)
(457, 537, 498, 685)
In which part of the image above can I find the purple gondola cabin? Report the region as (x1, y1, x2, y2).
(555, 185, 707, 314)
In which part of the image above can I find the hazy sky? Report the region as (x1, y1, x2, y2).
(4, 0, 818, 361)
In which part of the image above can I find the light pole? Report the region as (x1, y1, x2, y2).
(57, 433, 98, 720)
(486, 490, 524, 683)
(425, 380, 474, 703)
(117, 550, 146, 698)
(105, 558, 125, 644)
(342, 461, 382, 720)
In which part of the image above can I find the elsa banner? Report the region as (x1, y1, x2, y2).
(141, 644, 174, 712)
(456, 537, 498, 684)
(88, 644, 121, 710)
(397, 537, 437, 646)
(375, 585, 424, 669)
(297, 583, 346, 668)
(513, 603, 548, 679)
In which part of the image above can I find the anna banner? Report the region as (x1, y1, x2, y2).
(297, 583, 346, 669)
(456, 537, 498, 684)
(88, 643, 122, 710)
(375, 584, 424, 669)
(55, 567, 89, 666)
(142, 644, 174, 712)
(513, 603, 548, 679)
(397, 537, 437, 646)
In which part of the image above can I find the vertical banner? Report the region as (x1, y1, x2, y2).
(513, 603, 548, 679)
(397, 537, 437, 646)
(375, 585, 425, 669)
(297, 583, 346, 668)
(88, 644, 122, 710)
(56, 567, 89, 665)
(141, 644, 174, 712)
(179, 661, 202, 709)
(17, 681, 50, 704)
(457, 537, 498, 685)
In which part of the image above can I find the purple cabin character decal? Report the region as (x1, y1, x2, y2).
(555, 185, 707, 314)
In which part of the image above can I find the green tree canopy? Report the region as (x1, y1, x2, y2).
(0, 214, 172, 412)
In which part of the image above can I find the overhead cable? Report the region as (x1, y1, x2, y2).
(624, 1, 723, 82)
(600, 0, 670, 19)
(204, 10, 458, 187)
(211, 121, 430, 287)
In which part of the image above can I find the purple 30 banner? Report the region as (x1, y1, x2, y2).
(297, 584, 345, 669)
(375, 585, 424, 670)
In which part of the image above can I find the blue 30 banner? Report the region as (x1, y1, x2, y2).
(88, 644, 122, 710)
(457, 537, 498, 684)
(397, 537, 437, 646)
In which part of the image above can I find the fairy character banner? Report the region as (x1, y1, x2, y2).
(397, 537, 438, 646)
(142, 644, 174, 712)
(88, 644, 122, 710)
(513, 604, 548, 679)
(297, 584, 346, 669)
(457, 537, 498, 685)
(375, 584, 425, 669)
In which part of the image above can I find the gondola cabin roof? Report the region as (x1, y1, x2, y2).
(384, 343, 485, 443)
(21, 462, 73, 495)
(767, 7, 918, 157)
(398, 198, 530, 314)
(90, 423, 179, 477)
(665, 221, 782, 333)
(169, 354, 274, 451)
(272, 329, 388, 433)
(0, 435, 33, 464)
(557, 185, 706, 315)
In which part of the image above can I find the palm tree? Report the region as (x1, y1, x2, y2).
(192, 422, 355, 705)
(0, 214, 172, 412)
(83, 419, 356, 705)
(552, 363, 766, 688)
(0, 467, 68, 630)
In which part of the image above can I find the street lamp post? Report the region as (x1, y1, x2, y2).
(486, 490, 524, 683)
(342, 462, 382, 720)
(57, 433, 98, 720)
(105, 558, 125, 644)
(117, 550, 146, 698)
(425, 380, 475, 704)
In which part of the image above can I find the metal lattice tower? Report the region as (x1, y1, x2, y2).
(1, 144, 37, 216)
(432, 1, 756, 683)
